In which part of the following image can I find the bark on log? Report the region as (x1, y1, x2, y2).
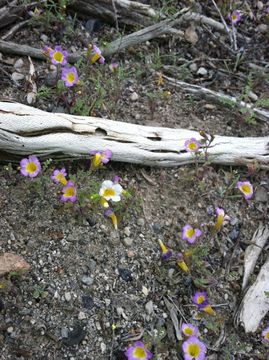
(0, 102, 268, 168)
(68, 0, 157, 27)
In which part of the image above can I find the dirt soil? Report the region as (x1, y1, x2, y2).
(0, 1, 269, 359)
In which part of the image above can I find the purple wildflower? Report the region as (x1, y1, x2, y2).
(61, 181, 77, 202)
(182, 225, 202, 244)
(158, 240, 172, 261)
(113, 175, 122, 184)
(20, 155, 41, 178)
(90, 44, 105, 64)
(229, 10, 241, 25)
(181, 323, 199, 338)
(125, 341, 153, 360)
(182, 336, 206, 360)
(184, 138, 201, 153)
(192, 291, 215, 315)
(236, 181, 253, 200)
(90, 149, 113, 169)
(51, 168, 67, 185)
(61, 66, 79, 87)
(49, 45, 68, 65)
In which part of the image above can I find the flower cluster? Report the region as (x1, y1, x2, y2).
(181, 323, 206, 360)
(19, 156, 77, 203)
(51, 168, 77, 202)
(192, 291, 215, 316)
(43, 45, 79, 87)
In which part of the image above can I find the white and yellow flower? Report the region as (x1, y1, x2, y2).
(99, 180, 123, 202)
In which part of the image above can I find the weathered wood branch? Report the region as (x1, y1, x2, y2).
(0, 102, 268, 168)
(163, 74, 269, 123)
(68, 0, 157, 27)
(237, 255, 269, 332)
(0, 0, 23, 30)
(0, 0, 43, 30)
(0, 13, 185, 62)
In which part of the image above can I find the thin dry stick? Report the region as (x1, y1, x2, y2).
(1, 20, 29, 40)
(111, 0, 119, 32)
(211, 0, 234, 49)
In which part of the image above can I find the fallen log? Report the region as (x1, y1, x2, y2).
(0, 102, 268, 168)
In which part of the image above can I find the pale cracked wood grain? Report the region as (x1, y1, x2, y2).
(0, 101, 268, 168)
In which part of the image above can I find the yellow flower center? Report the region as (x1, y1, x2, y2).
(91, 53, 101, 64)
(103, 188, 116, 198)
(241, 184, 251, 194)
(26, 162, 37, 174)
(215, 214, 224, 231)
(188, 142, 197, 151)
(185, 328, 194, 335)
(92, 154, 102, 168)
(232, 15, 237, 21)
(56, 173, 66, 183)
(187, 343, 201, 357)
(265, 331, 269, 340)
(197, 296, 205, 304)
(64, 187, 75, 197)
(53, 51, 64, 63)
(133, 346, 146, 359)
(186, 228, 195, 238)
(67, 72, 75, 83)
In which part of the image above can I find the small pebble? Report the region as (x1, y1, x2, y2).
(145, 300, 154, 315)
(118, 268, 132, 282)
(123, 237, 133, 247)
(61, 327, 69, 338)
(189, 63, 198, 72)
(82, 295, 94, 310)
(11, 72, 24, 81)
(137, 218, 145, 226)
(78, 311, 87, 320)
(248, 91, 258, 102)
(257, 24, 268, 33)
(14, 58, 24, 69)
(81, 276, 94, 286)
(130, 92, 139, 101)
(142, 286, 149, 296)
(40, 34, 49, 42)
(101, 342, 106, 354)
(124, 227, 131, 237)
(7, 327, 13, 334)
(197, 67, 207, 76)
(64, 292, 72, 302)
